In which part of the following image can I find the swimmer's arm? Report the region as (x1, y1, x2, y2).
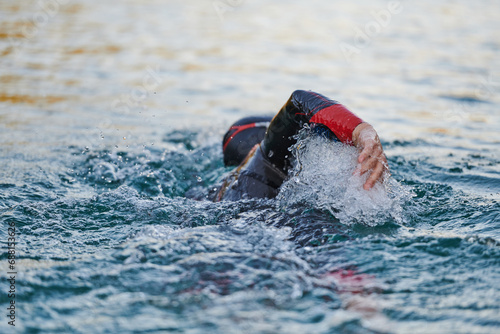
(263, 90, 389, 184)
(352, 123, 389, 190)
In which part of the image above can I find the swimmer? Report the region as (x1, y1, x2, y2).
(215, 90, 389, 201)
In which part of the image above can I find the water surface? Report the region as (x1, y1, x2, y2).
(1, 0, 499, 333)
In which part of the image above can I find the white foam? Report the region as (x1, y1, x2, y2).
(277, 131, 413, 226)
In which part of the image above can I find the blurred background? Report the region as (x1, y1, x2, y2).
(1, 0, 498, 152)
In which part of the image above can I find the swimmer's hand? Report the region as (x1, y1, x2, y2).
(352, 123, 389, 190)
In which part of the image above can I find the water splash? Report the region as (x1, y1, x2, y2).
(277, 129, 414, 226)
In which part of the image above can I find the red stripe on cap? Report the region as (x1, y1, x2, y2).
(223, 123, 256, 152)
(309, 104, 363, 144)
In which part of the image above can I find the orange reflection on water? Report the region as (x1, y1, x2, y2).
(0, 93, 66, 105)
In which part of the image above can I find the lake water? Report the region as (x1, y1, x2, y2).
(1, 0, 499, 333)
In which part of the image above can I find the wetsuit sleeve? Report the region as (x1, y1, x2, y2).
(262, 90, 363, 172)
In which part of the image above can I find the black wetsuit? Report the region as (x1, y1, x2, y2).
(216, 90, 363, 201)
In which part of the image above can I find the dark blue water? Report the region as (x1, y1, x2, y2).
(1, 126, 499, 333)
(1, 0, 500, 333)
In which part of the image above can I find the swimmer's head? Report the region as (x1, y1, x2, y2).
(222, 116, 272, 166)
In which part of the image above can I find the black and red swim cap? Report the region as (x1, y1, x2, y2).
(222, 116, 272, 166)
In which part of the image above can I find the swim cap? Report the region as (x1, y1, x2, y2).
(222, 116, 272, 166)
